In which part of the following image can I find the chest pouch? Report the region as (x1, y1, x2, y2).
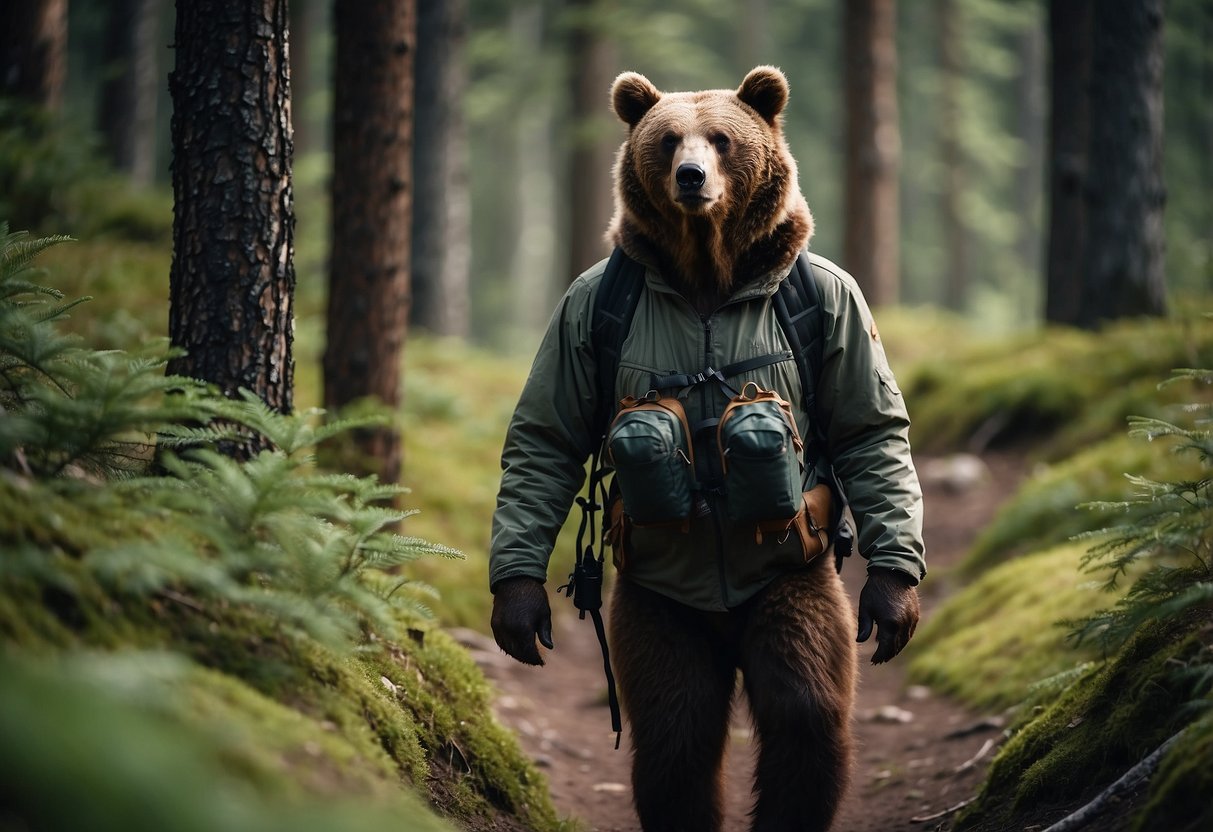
(607, 394, 695, 527)
(718, 382, 805, 525)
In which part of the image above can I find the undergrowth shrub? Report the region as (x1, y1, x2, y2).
(955, 366, 1213, 831)
(0, 227, 565, 830)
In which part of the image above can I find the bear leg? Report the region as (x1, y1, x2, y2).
(739, 564, 857, 832)
(610, 578, 737, 832)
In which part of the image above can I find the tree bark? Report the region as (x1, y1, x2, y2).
(0, 0, 67, 112)
(98, 0, 160, 185)
(1044, 0, 1093, 325)
(167, 0, 296, 453)
(411, 0, 470, 337)
(566, 0, 617, 280)
(325, 0, 415, 485)
(842, 0, 900, 307)
(1077, 0, 1167, 328)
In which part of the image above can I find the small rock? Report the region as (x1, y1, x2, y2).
(533, 754, 554, 768)
(906, 685, 932, 701)
(592, 782, 628, 794)
(871, 705, 915, 724)
(380, 675, 398, 695)
(920, 454, 990, 493)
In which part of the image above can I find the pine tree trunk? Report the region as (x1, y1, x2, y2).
(935, 0, 967, 312)
(325, 0, 415, 485)
(411, 0, 470, 337)
(1016, 15, 1046, 296)
(566, 0, 616, 279)
(0, 0, 67, 112)
(167, 0, 296, 455)
(1044, 0, 1093, 325)
(1077, 0, 1167, 328)
(842, 0, 900, 307)
(98, 0, 160, 185)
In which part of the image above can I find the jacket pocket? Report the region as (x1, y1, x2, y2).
(718, 382, 804, 524)
(607, 394, 695, 526)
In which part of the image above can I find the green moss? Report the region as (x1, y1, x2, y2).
(900, 313, 1213, 456)
(1, 477, 566, 832)
(955, 620, 1205, 831)
(908, 542, 1113, 710)
(1135, 711, 1213, 832)
(965, 432, 1205, 574)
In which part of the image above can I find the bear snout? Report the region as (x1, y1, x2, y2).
(676, 162, 707, 192)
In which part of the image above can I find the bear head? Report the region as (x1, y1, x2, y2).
(607, 66, 813, 308)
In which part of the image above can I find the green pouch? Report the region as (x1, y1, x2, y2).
(607, 395, 695, 526)
(718, 382, 804, 523)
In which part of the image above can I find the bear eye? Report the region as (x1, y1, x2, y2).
(661, 133, 680, 153)
(713, 134, 731, 153)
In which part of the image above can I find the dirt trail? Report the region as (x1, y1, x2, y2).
(462, 453, 1024, 832)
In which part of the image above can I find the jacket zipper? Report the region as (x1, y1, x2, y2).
(701, 313, 731, 609)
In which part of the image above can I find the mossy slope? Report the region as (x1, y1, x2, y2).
(0, 475, 565, 832)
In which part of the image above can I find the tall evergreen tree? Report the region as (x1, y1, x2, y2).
(1077, 0, 1167, 327)
(411, 0, 470, 337)
(565, 0, 617, 280)
(1044, 0, 1093, 325)
(167, 0, 296, 451)
(98, 0, 160, 185)
(324, 0, 415, 485)
(842, 0, 900, 306)
(0, 0, 67, 112)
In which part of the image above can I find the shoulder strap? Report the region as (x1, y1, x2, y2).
(774, 252, 854, 567)
(591, 247, 646, 440)
(773, 251, 825, 422)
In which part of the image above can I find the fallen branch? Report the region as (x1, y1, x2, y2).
(1042, 729, 1187, 832)
(954, 737, 997, 774)
(910, 797, 975, 824)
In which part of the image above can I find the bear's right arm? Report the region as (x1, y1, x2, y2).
(488, 276, 602, 592)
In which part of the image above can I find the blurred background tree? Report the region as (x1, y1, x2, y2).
(324, 0, 415, 484)
(4, 0, 1212, 378)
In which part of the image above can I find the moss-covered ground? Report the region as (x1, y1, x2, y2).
(0, 473, 569, 832)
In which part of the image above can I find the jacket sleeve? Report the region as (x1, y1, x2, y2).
(814, 260, 926, 583)
(488, 275, 602, 591)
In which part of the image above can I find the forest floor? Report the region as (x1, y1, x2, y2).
(457, 453, 1025, 832)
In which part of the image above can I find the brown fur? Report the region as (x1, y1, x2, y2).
(603, 68, 860, 831)
(609, 555, 857, 832)
(607, 67, 814, 312)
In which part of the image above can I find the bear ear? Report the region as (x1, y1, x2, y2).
(611, 72, 662, 128)
(737, 65, 789, 126)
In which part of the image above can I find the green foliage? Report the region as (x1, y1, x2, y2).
(0, 229, 564, 831)
(945, 368, 1213, 829)
(0, 98, 172, 242)
(1067, 369, 1213, 655)
(956, 621, 1204, 831)
(901, 313, 1213, 456)
(0, 650, 456, 832)
(965, 432, 1206, 574)
(907, 542, 1111, 711)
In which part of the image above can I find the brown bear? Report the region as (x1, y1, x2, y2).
(490, 66, 924, 832)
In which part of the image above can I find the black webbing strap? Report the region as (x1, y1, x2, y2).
(564, 250, 644, 750)
(558, 446, 623, 748)
(649, 350, 794, 394)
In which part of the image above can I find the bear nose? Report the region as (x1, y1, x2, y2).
(676, 162, 706, 192)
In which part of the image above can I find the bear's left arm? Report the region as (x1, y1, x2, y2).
(488, 275, 602, 591)
(813, 261, 925, 584)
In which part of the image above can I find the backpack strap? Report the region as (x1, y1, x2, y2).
(559, 247, 643, 750)
(591, 247, 647, 441)
(773, 252, 854, 568)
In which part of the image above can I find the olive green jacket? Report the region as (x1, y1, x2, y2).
(489, 251, 925, 611)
